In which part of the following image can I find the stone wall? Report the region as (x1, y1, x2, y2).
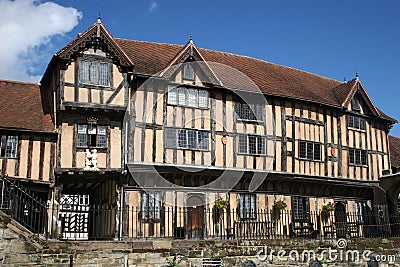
(1, 213, 400, 266)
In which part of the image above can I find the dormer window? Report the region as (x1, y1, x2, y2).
(183, 63, 194, 80)
(79, 60, 109, 86)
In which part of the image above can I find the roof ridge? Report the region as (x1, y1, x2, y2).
(115, 37, 184, 48)
(0, 79, 39, 86)
(115, 37, 341, 85)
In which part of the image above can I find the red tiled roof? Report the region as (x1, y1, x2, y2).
(0, 80, 54, 133)
(389, 135, 400, 168)
(116, 38, 342, 106)
(115, 38, 396, 122)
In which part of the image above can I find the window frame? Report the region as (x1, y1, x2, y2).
(347, 114, 366, 131)
(238, 134, 267, 156)
(141, 191, 162, 221)
(0, 135, 19, 158)
(239, 194, 257, 220)
(167, 86, 209, 109)
(298, 140, 322, 161)
(79, 59, 110, 87)
(165, 127, 209, 151)
(348, 148, 368, 166)
(77, 124, 108, 148)
(235, 102, 264, 122)
(182, 63, 195, 80)
(292, 196, 310, 221)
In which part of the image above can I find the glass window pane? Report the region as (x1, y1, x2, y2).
(188, 89, 197, 107)
(347, 115, 354, 128)
(198, 90, 208, 108)
(183, 63, 194, 80)
(5, 136, 18, 158)
(238, 135, 247, 153)
(77, 125, 87, 147)
(257, 136, 266, 155)
(361, 150, 368, 165)
(314, 143, 321, 160)
(306, 143, 313, 160)
(97, 126, 107, 147)
(89, 62, 98, 84)
(197, 131, 208, 150)
(248, 135, 257, 154)
(178, 129, 187, 148)
(178, 88, 186, 105)
(187, 130, 196, 148)
(355, 150, 361, 165)
(99, 63, 109, 86)
(349, 149, 355, 164)
(235, 102, 242, 119)
(0, 135, 6, 157)
(80, 60, 89, 83)
(167, 86, 177, 105)
(299, 141, 306, 159)
(360, 118, 366, 131)
(165, 128, 177, 148)
(354, 116, 360, 129)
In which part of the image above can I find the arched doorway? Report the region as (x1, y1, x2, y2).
(187, 194, 204, 238)
(334, 202, 347, 238)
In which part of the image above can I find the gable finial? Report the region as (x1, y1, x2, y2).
(344, 77, 347, 83)
(189, 33, 193, 44)
(97, 11, 102, 23)
(355, 71, 359, 80)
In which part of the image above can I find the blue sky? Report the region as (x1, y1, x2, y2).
(0, 0, 399, 135)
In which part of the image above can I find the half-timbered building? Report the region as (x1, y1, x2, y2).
(0, 18, 398, 240)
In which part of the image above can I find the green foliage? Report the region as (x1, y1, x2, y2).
(167, 254, 181, 267)
(273, 200, 287, 210)
(215, 197, 228, 209)
(322, 202, 335, 212)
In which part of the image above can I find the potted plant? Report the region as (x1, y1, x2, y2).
(321, 202, 335, 222)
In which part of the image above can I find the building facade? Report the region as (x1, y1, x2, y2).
(0, 19, 398, 240)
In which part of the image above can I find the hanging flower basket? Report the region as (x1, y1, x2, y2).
(214, 197, 228, 209)
(322, 202, 335, 212)
(273, 200, 287, 211)
(272, 200, 286, 221)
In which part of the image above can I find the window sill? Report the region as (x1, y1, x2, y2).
(349, 164, 368, 168)
(166, 103, 209, 110)
(237, 153, 267, 157)
(237, 119, 264, 124)
(77, 146, 108, 150)
(347, 127, 366, 133)
(0, 157, 17, 159)
(79, 82, 113, 90)
(166, 147, 209, 152)
(297, 158, 323, 163)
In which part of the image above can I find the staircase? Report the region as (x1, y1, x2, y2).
(0, 175, 47, 236)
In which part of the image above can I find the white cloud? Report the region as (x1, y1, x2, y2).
(0, 0, 82, 82)
(148, 1, 158, 13)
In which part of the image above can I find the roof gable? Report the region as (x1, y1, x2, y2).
(56, 21, 133, 72)
(159, 39, 222, 86)
(334, 78, 379, 116)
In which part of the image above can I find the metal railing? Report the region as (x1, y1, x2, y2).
(53, 205, 400, 240)
(0, 175, 47, 236)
